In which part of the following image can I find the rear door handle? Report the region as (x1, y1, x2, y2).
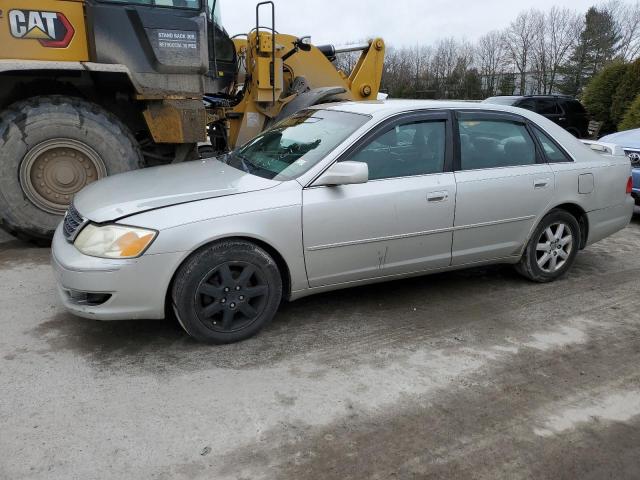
(427, 191, 449, 202)
(534, 178, 551, 189)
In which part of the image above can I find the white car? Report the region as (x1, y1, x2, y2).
(583, 128, 640, 213)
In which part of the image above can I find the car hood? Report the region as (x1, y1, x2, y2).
(74, 159, 279, 223)
(599, 128, 640, 149)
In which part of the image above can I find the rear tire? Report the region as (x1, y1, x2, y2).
(172, 240, 283, 344)
(0, 95, 142, 242)
(516, 209, 580, 283)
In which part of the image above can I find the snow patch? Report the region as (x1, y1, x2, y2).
(492, 345, 519, 354)
(524, 325, 588, 351)
(534, 391, 640, 437)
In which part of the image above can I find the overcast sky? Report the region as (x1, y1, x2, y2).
(220, 0, 598, 48)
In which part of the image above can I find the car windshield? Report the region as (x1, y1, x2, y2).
(224, 109, 370, 181)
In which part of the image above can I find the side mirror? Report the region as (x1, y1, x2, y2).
(313, 161, 369, 187)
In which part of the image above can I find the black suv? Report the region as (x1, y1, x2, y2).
(482, 95, 590, 138)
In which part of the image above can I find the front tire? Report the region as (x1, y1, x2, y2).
(516, 209, 581, 283)
(0, 96, 142, 242)
(171, 240, 283, 344)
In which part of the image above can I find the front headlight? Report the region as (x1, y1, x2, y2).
(74, 224, 157, 259)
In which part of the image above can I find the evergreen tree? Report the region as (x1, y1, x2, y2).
(498, 73, 516, 95)
(619, 94, 640, 131)
(462, 69, 483, 100)
(559, 7, 620, 96)
(582, 61, 629, 132)
(610, 58, 640, 128)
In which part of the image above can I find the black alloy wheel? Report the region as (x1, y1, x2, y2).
(172, 240, 282, 344)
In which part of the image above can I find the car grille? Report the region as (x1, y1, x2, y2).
(63, 204, 86, 242)
(625, 149, 640, 168)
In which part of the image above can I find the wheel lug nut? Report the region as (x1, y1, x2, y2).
(224, 287, 230, 292)
(230, 303, 236, 308)
(239, 296, 245, 301)
(221, 298, 226, 303)
(235, 286, 241, 291)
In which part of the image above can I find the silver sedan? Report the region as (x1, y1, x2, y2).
(51, 100, 635, 343)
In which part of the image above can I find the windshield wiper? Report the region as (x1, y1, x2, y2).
(221, 151, 252, 174)
(217, 152, 232, 164)
(236, 153, 256, 174)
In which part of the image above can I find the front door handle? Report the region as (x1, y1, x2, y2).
(427, 191, 449, 202)
(534, 178, 551, 189)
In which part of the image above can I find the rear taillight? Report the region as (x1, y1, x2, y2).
(627, 176, 633, 195)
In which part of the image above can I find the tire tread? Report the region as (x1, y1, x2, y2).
(0, 95, 142, 242)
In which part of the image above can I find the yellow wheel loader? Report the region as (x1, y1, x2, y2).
(0, 0, 385, 241)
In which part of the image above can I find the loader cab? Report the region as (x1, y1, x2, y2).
(206, 0, 237, 91)
(84, 0, 237, 96)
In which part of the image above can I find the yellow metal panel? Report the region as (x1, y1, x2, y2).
(0, 0, 89, 61)
(349, 38, 385, 100)
(257, 32, 273, 53)
(256, 56, 282, 103)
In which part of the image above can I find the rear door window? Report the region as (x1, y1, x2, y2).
(535, 99, 561, 115)
(561, 100, 586, 115)
(457, 117, 537, 170)
(516, 99, 536, 111)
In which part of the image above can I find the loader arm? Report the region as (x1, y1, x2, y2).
(225, 35, 385, 148)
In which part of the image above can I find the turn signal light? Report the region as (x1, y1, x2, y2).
(627, 176, 633, 195)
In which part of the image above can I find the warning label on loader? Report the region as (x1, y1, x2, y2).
(156, 30, 198, 50)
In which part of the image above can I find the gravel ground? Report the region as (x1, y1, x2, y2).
(1, 217, 639, 480)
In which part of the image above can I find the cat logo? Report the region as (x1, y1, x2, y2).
(8, 10, 75, 48)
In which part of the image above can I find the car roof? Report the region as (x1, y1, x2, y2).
(314, 99, 532, 117)
(485, 95, 575, 101)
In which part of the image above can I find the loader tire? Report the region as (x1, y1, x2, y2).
(0, 96, 142, 243)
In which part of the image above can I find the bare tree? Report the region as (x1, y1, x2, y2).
(504, 10, 541, 94)
(538, 7, 582, 94)
(530, 10, 548, 93)
(606, 0, 640, 60)
(431, 37, 460, 97)
(408, 44, 433, 95)
(337, 2, 638, 101)
(477, 30, 508, 96)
